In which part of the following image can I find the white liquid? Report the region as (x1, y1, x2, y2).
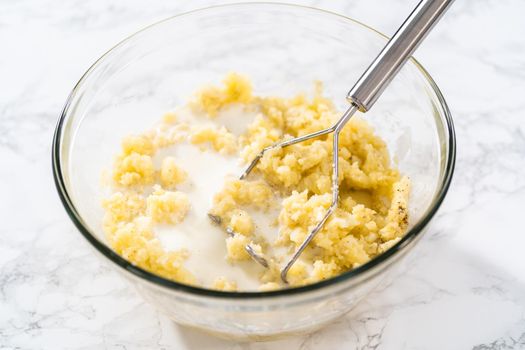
(153, 106, 278, 290)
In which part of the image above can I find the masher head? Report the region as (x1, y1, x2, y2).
(240, 105, 358, 283)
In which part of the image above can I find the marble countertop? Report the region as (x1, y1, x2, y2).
(1, 0, 525, 349)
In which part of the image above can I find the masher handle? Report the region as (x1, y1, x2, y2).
(346, 0, 454, 112)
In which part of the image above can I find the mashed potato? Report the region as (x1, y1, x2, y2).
(102, 73, 410, 290)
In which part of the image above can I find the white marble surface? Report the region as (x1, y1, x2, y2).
(1, 0, 525, 348)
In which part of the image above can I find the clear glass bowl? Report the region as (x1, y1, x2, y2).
(52, 3, 455, 340)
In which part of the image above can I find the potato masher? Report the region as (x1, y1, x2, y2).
(220, 0, 454, 283)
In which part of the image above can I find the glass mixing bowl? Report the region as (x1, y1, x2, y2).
(52, 3, 455, 340)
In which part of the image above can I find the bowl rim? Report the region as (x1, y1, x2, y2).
(52, 2, 456, 299)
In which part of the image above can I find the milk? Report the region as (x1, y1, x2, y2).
(152, 106, 279, 290)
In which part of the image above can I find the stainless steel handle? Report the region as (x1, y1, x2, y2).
(346, 0, 454, 112)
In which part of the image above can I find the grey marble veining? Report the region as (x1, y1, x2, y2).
(1, 0, 525, 349)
